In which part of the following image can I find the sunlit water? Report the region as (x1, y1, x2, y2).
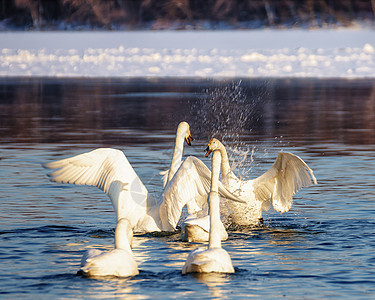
(1, 78, 375, 299)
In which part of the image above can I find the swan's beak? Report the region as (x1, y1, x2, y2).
(205, 146, 212, 157)
(185, 134, 193, 146)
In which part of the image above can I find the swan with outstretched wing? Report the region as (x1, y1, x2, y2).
(181, 138, 317, 241)
(205, 138, 318, 225)
(44, 122, 243, 232)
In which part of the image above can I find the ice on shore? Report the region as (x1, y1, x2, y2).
(1, 30, 374, 78)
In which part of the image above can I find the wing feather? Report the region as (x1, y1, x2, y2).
(44, 148, 147, 211)
(161, 157, 209, 229)
(252, 152, 317, 213)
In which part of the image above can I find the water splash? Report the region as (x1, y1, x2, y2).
(189, 80, 273, 175)
(190, 80, 256, 139)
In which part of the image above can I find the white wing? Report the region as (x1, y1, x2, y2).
(160, 160, 183, 188)
(162, 156, 243, 229)
(252, 152, 317, 213)
(43, 148, 148, 216)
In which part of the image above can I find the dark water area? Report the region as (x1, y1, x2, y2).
(0, 77, 375, 299)
(1, 77, 374, 146)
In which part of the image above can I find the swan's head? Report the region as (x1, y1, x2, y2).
(178, 121, 194, 146)
(205, 138, 222, 157)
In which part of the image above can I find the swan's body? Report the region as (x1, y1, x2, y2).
(206, 138, 318, 225)
(182, 150, 235, 274)
(181, 214, 228, 243)
(80, 218, 138, 277)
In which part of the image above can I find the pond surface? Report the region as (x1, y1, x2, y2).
(1, 77, 375, 299)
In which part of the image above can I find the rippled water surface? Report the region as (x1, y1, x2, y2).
(1, 77, 375, 299)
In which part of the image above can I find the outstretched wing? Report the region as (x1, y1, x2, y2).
(43, 148, 148, 216)
(252, 152, 317, 213)
(162, 156, 243, 229)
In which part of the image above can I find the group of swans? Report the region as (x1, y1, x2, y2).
(44, 121, 317, 277)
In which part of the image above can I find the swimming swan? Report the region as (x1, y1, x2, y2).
(205, 138, 318, 225)
(182, 149, 235, 274)
(79, 218, 138, 277)
(44, 122, 240, 232)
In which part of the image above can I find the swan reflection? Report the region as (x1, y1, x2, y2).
(189, 272, 233, 299)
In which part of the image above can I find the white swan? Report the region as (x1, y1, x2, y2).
(205, 138, 318, 225)
(79, 218, 138, 277)
(44, 122, 240, 233)
(182, 149, 235, 274)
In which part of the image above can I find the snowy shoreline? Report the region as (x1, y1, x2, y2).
(1, 29, 375, 78)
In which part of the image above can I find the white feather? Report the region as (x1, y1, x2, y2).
(253, 152, 317, 213)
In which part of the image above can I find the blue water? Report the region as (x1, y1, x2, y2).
(1, 78, 375, 299)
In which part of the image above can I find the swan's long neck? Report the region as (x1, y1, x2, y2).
(167, 127, 185, 183)
(115, 218, 133, 253)
(208, 150, 222, 249)
(217, 142, 231, 179)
